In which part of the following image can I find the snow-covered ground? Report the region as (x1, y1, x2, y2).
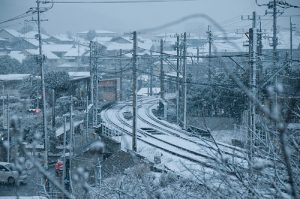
(100, 97, 247, 178)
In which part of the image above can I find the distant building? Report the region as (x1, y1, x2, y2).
(99, 78, 119, 102)
(77, 30, 118, 39)
(0, 74, 35, 97)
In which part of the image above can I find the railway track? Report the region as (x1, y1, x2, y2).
(137, 98, 246, 158)
(101, 105, 213, 167)
(101, 100, 246, 170)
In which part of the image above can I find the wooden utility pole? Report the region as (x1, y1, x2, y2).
(89, 41, 94, 120)
(132, 31, 137, 152)
(2, 85, 4, 129)
(62, 116, 67, 186)
(69, 95, 73, 173)
(119, 49, 123, 101)
(196, 47, 199, 63)
(85, 94, 89, 142)
(6, 94, 9, 162)
(290, 17, 295, 62)
(207, 26, 212, 82)
(95, 55, 99, 126)
(150, 51, 153, 96)
(52, 89, 55, 131)
(160, 39, 164, 99)
(249, 12, 257, 162)
(272, 0, 278, 69)
(183, 32, 187, 130)
(36, 0, 48, 168)
(176, 35, 180, 125)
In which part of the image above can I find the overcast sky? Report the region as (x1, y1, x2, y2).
(0, 0, 299, 35)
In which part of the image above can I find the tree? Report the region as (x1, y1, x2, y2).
(86, 30, 97, 41)
(45, 71, 71, 93)
(0, 56, 22, 74)
(19, 77, 41, 99)
(21, 56, 40, 75)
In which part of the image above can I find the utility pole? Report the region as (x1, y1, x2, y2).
(95, 55, 99, 126)
(249, 12, 257, 162)
(207, 26, 212, 82)
(6, 94, 9, 163)
(196, 47, 199, 64)
(2, 85, 4, 129)
(265, 0, 283, 107)
(69, 95, 73, 173)
(52, 89, 55, 131)
(176, 35, 180, 125)
(62, 116, 67, 187)
(132, 31, 137, 152)
(36, 0, 48, 169)
(290, 17, 296, 63)
(89, 41, 94, 124)
(85, 94, 89, 142)
(272, 0, 278, 69)
(160, 39, 164, 99)
(150, 51, 153, 96)
(119, 49, 123, 101)
(257, 21, 263, 99)
(183, 32, 187, 130)
(90, 42, 100, 127)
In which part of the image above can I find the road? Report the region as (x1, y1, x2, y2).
(0, 163, 45, 197)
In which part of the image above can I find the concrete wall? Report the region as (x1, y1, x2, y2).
(99, 135, 121, 154)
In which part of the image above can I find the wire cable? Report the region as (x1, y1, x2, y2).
(48, 0, 198, 4)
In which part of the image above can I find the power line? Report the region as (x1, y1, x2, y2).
(0, 12, 33, 25)
(46, 0, 197, 4)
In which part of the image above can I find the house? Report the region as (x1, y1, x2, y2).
(99, 78, 119, 102)
(47, 34, 75, 44)
(0, 29, 22, 41)
(77, 30, 118, 39)
(8, 51, 26, 63)
(0, 29, 39, 50)
(0, 74, 34, 97)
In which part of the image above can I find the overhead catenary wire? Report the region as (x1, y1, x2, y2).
(0, 12, 34, 25)
(46, 0, 198, 4)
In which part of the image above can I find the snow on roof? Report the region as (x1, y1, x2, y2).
(68, 71, 90, 79)
(0, 74, 31, 81)
(137, 87, 160, 96)
(56, 63, 76, 67)
(22, 31, 50, 40)
(78, 30, 116, 34)
(92, 36, 113, 42)
(110, 36, 131, 43)
(52, 33, 74, 42)
(56, 120, 84, 137)
(138, 75, 149, 81)
(163, 50, 176, 56)
(8, 51, 26, 63)
(25, 49, 60, 60)
(25, 44, 75, 59)
(23, 38, 39, 47)
(137, 49, 151, 56)
(165, 72, 183, 78)
(105, 42, 132, 51)
(2, 29, 22, 37)
(0, 37, 7, 41)
(44, 44, 73, 52)
(64, 45, 89, 57)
